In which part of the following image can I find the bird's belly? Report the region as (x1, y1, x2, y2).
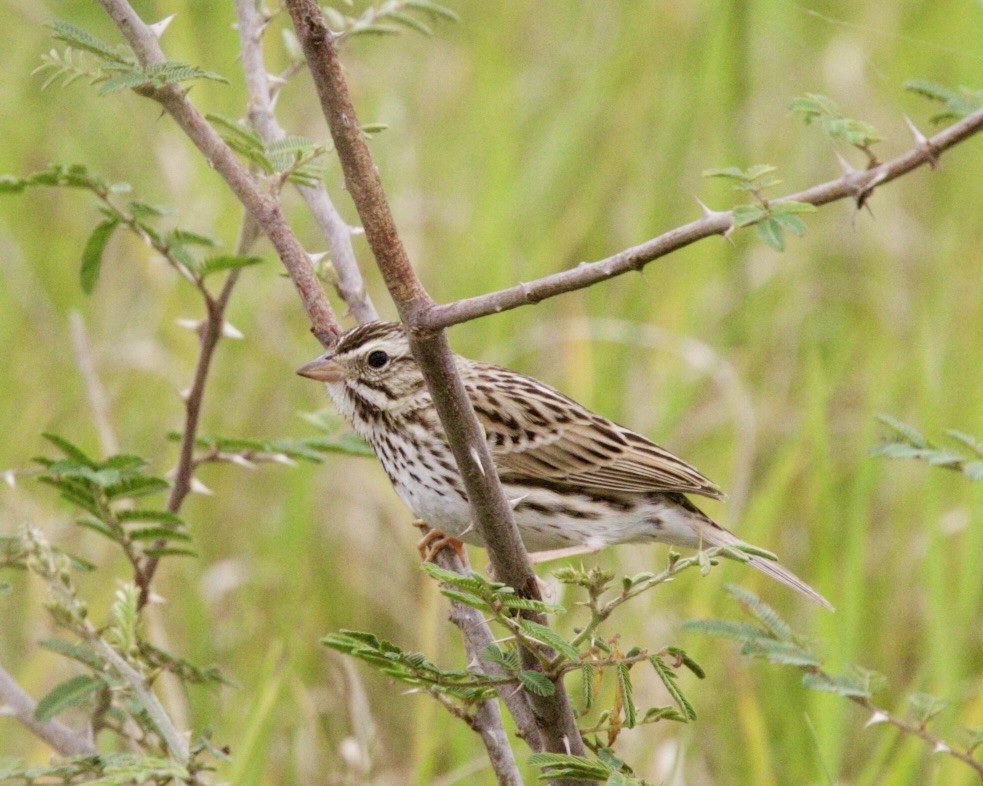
(369, 430, 697, 551)
(394, 478, 474, 539)
(507, 486, 657, 551)
(391, 478, 698, 552)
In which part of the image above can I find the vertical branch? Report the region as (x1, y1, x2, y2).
(135, 214, 260, 606)
(234, 0, 378, 324)
(234, 4, 527, 779)
(283, 0, 590, 771)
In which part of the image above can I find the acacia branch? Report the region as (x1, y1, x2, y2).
(284, 0, 590, 773)
(421, 106, 983, 330)
(135, 214, 260, 608)
(95, 0, 342, 607)
(850, 697, 983, 780)
(234, 2, 526, 778)
(234, 0, 378, 324)
(0, 661, 96, 756)
(95, 0, 339, 347)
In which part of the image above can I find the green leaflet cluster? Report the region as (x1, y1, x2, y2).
(206, 115, 329, 189)
(903, 79, 983, 124)
(685, 584, 983, 772)
(0, 163, 262, 293)
(702, 163, 816, 252)
(869, 414, 983, 481)
(323, 549, 769, 784)
(35, 20, 227, 94)
(322, 0, 458, 42)
(34, 434, 193, 565)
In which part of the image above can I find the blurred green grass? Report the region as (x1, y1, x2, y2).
(1, 0, 981, 783)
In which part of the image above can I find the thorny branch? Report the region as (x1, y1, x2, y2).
(5, 0, 982, 779)
(95, 0, 340, 346)
(135, 213, 260, 608)
(94, 0, 342, 608)
(233, 0, 378, 325)
(848, 696, 983, 780)
(421, 105, 983, 330)
(284, 1, 592, 776)
(235, 2, 524, 782)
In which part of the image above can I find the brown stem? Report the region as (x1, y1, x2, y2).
(136, 214, 260, 607)
(851, 696, 983, 781)
(283, 1, 428, 315)
(237, 1, 522, 777)
(421, 106, 983, 330)
(284, 0, 590, 776)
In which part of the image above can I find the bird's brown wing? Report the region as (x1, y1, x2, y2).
(464, 362, 723, 499)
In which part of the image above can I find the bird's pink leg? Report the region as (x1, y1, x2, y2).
(414, 520, 466, 563)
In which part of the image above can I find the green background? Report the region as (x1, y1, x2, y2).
(1, 1, 981, 784)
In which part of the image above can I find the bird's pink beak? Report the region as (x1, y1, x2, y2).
(296, 354, 345, 383)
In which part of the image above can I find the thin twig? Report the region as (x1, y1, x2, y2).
(87, 636, 189, 761)
(421, 107, 983, 330)
(849, 696, 983, 780)
(235, 0, 378, 325)
(283, 3, 591, 776)
(0, 661, 96, 756)
(135, 214, 261, 607)
(24, 525, 197, 771)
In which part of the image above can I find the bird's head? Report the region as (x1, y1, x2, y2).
(297, 321, 426, 412)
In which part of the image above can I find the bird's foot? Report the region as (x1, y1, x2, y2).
(414, 521, 466, 563)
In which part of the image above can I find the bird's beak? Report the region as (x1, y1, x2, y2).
(296, 354, 345, 383)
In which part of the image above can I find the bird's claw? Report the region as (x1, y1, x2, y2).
(415, 522, 466, 563)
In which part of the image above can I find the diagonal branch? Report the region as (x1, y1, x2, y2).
(283, 0, 590, 773)
(135, 214, 261, 608)
(96, 0, 345, 606)
(0, 661, 96, 756)
(421, 106, 983, 330)
(851, 695, 983, 779)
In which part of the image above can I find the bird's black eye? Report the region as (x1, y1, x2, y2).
(367, 350, 389, 369)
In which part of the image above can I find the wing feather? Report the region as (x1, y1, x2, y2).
(463, 361, 723, 499)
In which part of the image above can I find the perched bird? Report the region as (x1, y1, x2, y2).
(298, 321, 831, 609)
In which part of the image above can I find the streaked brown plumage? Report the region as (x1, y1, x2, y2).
(298, 321, 831, 609)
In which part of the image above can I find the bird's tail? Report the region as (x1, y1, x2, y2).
(695, 521, 833, 611)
